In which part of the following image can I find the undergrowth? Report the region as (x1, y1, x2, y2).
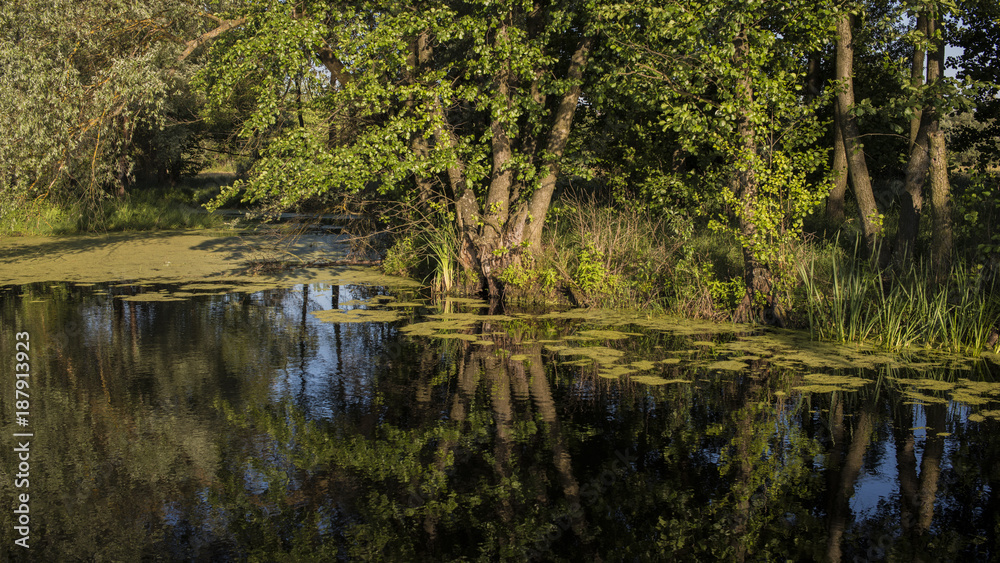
(380, 195, 998, 356)
(0, 184, 228, 236)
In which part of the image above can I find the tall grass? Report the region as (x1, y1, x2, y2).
(1, 187, 227, 236)
(541, 194, 689, 310)
(798, 249, 999, 355)
(424, 223, 458, 293)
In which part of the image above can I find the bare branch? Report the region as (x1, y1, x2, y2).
(177, 17, 246, 63)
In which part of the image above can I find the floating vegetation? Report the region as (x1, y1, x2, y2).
(793, 373, 871, 394)
(706, 360, 748, 372)
(311, 308, 405, 323)
(889, 378, 955, 392)
(578, 329, 631, 340)
(118, 293, 186, 302)
(180, 283, 241, 292)
(557, 346, 626, 363)
(599, 365, 637, 378)
(631, 375, 690, 386)
(902, 390, 948, 404)
(629, 360, 658, 371)
(438, 297, 489, 305)
(433, 333, 480, 342)
(329, 267, 422, 288)
(889, 377, 1000, 407)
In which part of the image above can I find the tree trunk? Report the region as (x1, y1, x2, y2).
(896, 14, 935, 267)
(406, 31, 436, 211)
(909, 14, 927, 152)
(928, 127, 952, 283)
(521, 36, 594, 249)
(827, 104, 848, 226)
(729, 29, 775, 323)
(926, 21, 952, 284)
(895, 111, 931, 266)
(835, 13, 881, 258)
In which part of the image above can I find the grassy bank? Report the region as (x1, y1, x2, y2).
(0, 178, 231, 236)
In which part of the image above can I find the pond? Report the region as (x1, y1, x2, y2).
(1, 264, 999, 561)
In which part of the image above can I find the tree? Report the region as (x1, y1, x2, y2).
(201, 0, 597, 298)
(0, 0, 241, 223)
(595, 0, 833, 321)
(895, 0, 958, 278)
(834, 6, 883, 259)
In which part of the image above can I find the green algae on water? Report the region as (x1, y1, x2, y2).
(577, 329, 631, 340)
(793, 373, 870, 394)
(632, 375, 691, 386)
(706, 360, 748, 371)
(557, 346, 625, 363)
(311, 308, 405, 323)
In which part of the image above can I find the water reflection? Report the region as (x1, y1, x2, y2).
(1, 280, 998, 561)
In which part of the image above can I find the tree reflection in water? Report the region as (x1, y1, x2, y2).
(0, 281, 998, 561)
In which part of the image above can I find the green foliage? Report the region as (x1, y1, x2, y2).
(0, 0, 222, 225)
(574, 241, 623, 297)
(382, 236, 419, 277)
(953, 170, 1000, 264)
(200, 0, 596, 215)
(594, 0, 836, 310)
(701, 264, 748, 314)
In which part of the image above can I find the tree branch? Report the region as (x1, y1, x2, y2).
(177, 17, 246, 62)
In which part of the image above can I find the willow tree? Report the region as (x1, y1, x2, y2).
(0, 0, 234, 221)
(596, 0, 834, 322)
(200, 0, 596, 297)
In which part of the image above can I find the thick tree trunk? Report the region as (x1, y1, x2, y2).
(929, 128, 952, 283)
(927, 24, 953, 284)
(729, 29, 775, 323)
(835, 13, 881, 258)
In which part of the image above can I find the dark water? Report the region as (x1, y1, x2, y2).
(1, 278, 998, 562)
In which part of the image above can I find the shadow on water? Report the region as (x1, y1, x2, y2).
(1, 279, 999, 561)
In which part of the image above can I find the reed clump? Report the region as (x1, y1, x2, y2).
(798, 249, 999, 356)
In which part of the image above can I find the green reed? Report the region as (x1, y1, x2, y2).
(798, 251, 999, 355)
